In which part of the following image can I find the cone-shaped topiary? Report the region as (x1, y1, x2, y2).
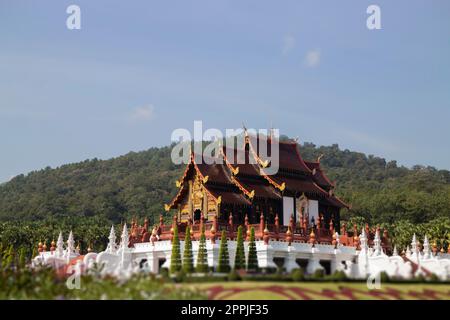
(234, 225, 245, 270)
(182, 226, 194, 273)
(247, 227, 259, 272)
(217, 230, 230, 273)
(31, 246, 37, 260)
(196, 225, 209, 273)
(170, 225, 182, 274)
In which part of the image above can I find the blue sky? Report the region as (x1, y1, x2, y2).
(0, 1, 449, 182)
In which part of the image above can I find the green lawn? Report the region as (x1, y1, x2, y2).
(183, 281, 450, 300)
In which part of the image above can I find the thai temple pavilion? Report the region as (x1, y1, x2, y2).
(33, 130, 450, 280)
(164, 132, 348, 232)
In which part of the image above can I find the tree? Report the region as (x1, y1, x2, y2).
(217, 230, 230, 273)
(18, 247, 26, 268)
(234, 225, 245, 270)
(182, 227, 194, 273)
(247, 227, 258, 272)
(170, 225, 182, 274)
(196, 225, 208, 273)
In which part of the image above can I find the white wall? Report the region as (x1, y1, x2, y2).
(308, 200, 319, 222)
(282, 196, 294, 226)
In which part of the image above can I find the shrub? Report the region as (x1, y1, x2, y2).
(170, 225, 182, 274)
(228, 269, 242, 281)
(196, 225, 208, 273)
(429, 273, 440, 283)
(234, 226, 245, 270)
(379, 271, 390, 283)
(291, 268, 305, 281)
(331, 270, 347, 282)
(173, 270, 186, 283)
(217, 230, 230, 273)
(312, 269, 325, 279)
(160, 268, 169, 278)
(182, 227, 194, 273)
(247, 227, 258, 272)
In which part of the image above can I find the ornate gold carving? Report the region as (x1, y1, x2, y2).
(164, 204, 171, 211)
(231, 166, 239, 175)
(259, 159, 269, 168)
(279, 182, 286, 191)
(217, 196, 222, 205)
(202, 175, 209, 184)
(175, 180, 182, 188)
(248, 190, 255, 199)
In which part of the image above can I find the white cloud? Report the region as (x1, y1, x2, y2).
(282, 35, 296, 56)
(304, 49, 321, 68)
(129, 105, 155, 122)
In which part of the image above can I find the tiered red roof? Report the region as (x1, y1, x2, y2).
(166, 133, 349, 210)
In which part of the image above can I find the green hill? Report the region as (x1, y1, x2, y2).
(1, 141, 448, 226)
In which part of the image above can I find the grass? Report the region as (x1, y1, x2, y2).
(182, 281, 450, 300)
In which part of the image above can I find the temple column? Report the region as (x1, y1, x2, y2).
(284, 245, 298, 272)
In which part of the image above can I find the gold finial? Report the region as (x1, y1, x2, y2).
(286, 226, 292, 236)
(248, 190, 255, 199)
(175, 180, 182, 188)
(279, 182, 286, 191)
(202, 176, 209, 184)
(164, 204, 171, 211)
(231, 166, 239, 175)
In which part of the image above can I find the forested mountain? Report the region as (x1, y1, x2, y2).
(0, 142, 449, 228)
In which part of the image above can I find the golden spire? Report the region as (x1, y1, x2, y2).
(286, 226, 292, 236)
(264, 223, 269, 234)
